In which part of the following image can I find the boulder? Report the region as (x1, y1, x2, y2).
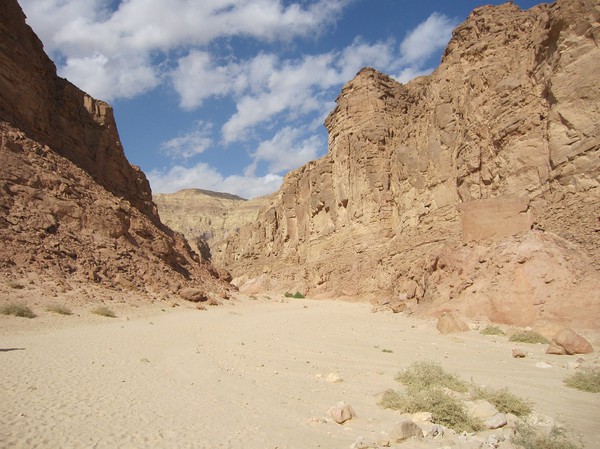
(328, 401, 356, 424)
(546, 328, 594, 355)
(512, 348, 527, 358)
(389, 419, 423, 442)
(484, 413, 508, 429)
(179, 288, 209, 302)
(465, 400, 500, 420)
(436, 312, 470, 334)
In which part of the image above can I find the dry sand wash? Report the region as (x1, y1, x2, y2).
(1, 299, 598, 449)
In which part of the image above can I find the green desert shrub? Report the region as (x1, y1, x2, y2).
(380, 386, 482, 433)
(509, 330, 549, 344)
(379, 361, 481, 433)
(0, 302, 36, 318)
(471, 385, 532, 416)
(45, 304, 73, 315)
(512, 423, 582, 449)
(395, 360, 468, 393)
(564, 368, 600, 393)
(92, 306, 116, 318)
(284, 291, 305, 299)
(480, 325, 505, 336)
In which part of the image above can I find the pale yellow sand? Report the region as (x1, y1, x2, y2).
(1, 298, 598, 449)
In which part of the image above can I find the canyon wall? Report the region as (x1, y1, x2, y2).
(154, 189, 271, 260)
(0, 0, 230, 300)
(216, 0, 600, 328)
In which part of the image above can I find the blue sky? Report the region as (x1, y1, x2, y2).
(21, 0, 543, 198)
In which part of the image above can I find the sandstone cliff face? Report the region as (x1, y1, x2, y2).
(216, 0, 600, 329)
(0, 0, 229, 300)
(0, 0, 155, 219)
(154, 189, 271, 260)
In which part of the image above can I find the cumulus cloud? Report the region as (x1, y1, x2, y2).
(148, 163, 283, 198)
(399, 12, 456, 66)
(385, 13, 457, 86)
(21, 0, 350, 101)
(161, 122, 214, 159)
(21, 0, 458, 197)
(246, 127, 324, 175)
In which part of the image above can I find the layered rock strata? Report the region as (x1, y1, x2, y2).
(154, 189, 271, 260)
(216, 0, 600, 329)
(0, 0, 229, 299)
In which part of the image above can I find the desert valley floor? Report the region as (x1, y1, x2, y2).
(1, 297, 598, 449)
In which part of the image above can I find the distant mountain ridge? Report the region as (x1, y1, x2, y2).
(154, 189, 271, 259)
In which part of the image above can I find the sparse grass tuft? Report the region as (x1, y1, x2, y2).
(45, 304, 72, 316)
(92, 306, 116, 318)
(284, 291, 305, 299)
(480, 325, 505, 336)
(509, 330, 549, 344)
(0, 302, 36, 318)
(395, 360, 468, 393)
(471, 385, 532, 416)
(382, 349, 394, 353)
(564, 368, 600, 393)
(512, 422, 582, 449)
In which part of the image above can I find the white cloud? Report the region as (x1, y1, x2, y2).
(161, 122, 214, 159)
(148, 163, 283, 198)
(21, 0, 350, 101)
(61, 53, 159, 100)
(21, 1, 458, 197)
(247, 127, 324, 175)
(399, 12, 456, 65)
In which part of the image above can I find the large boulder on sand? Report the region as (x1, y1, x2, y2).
(436, 312, 470, 334)
(546, 328, 593, 355)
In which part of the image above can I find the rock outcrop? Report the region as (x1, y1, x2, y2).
(216, 0, 600, 330)
(153, 189, 271, 260)
(0, 0, 229, 300)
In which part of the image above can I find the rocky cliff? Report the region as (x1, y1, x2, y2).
(154, 189, 271, 260)
(0, 0, 230, 301)
(216, 0, 600, 330)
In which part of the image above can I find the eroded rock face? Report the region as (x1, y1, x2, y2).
(153, 189, 271, 260)
(216, 0, 600, 329)
(0, 0, 229, 298)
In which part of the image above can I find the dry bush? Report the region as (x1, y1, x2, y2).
(513, 423, 582, 449)
(480, 325, 505, 336)
(564, 368, 600, 393)
(0, 302, 36, 318)
(379, 361, 481, 433)
(395, 360, 468, 393)
(45, 304, 72, 315)
(509, 331, 549, 344)
(92, 306, 116, 318)
(471, 385, 532, 416)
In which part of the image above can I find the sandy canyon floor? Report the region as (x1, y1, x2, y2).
(1, 297, 599, 449)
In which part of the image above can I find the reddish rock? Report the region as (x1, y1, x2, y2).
(546, 329, 594, 355)
(213, 0, 600, 332)
(436, 312, 469, 334)
(512, 348, 527, 358)
(0, 0, 231, 301)
(328, 402, 356, 424)
(179, 288, 209, 303)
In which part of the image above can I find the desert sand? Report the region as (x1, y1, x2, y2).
(1, 297, 599, 449)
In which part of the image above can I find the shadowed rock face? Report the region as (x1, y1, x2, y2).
(216, 0, 600, 329)
(0, 0, 229, 298)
